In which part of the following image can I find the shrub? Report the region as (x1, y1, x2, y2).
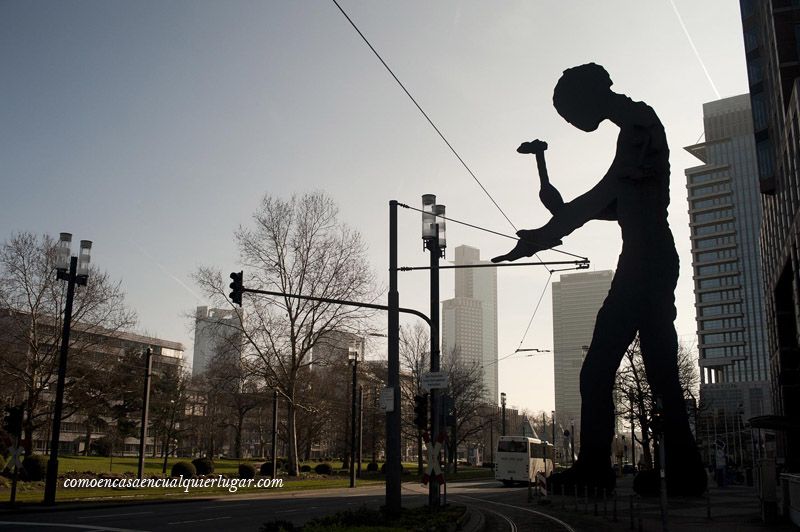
(300, 464, 311, 473)
(366, 461, 378, 472)
(192, 457, 214, 475)
(21, 454, 47, 481)
(90, 437, 112, 457)
(314, 463, 332, 475)
(380, 463, 404, 475)
(170, 461, 196, 479)
(238, 463, 257, 479)
(260, 462, 275, 476)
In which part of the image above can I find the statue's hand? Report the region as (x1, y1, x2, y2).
(491, 229, 562, 263)
(517, 139, 548, 155)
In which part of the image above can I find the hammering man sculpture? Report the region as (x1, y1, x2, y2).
(494, 63, 706, 496)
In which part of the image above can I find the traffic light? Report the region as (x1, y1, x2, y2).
(229, 271, 243, 306)
(2, 404, 23, 438)
(413, 394, 428, 430)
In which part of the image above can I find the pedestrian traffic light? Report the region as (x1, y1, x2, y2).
(413, 394, 428, 430)
(229, 270, 243, 306)
(2, 404, 23, 438)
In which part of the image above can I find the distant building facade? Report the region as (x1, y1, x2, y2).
(684, 94, 771, 421)
(442, 245, 499, 404)
(551, 270, 614, 454)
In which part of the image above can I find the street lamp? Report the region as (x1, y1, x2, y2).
(44, 233, 92, 505)
(500, 392, 507, 436)
(422, 194, 445, 508)
(348, 345, 359, 488)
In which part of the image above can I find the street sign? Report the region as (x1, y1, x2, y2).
(380, 387, 395, 413)
(421, 371, 448, 392)
(7, 446, 23, 469)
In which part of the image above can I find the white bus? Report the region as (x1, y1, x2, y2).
(495, 436, 555, 486)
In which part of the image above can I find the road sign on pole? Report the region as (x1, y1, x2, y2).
(380, 387, 395, 413)
(421, 372, 448, 392)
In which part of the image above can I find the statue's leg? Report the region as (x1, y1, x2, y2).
(577, 290, 638, 475)
(638, 297, 707, 496)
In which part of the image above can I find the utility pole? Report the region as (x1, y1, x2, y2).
(357, 386, 363, 479)
(630, 392, 635, 467)
(349, 348, 358, 488)
(386, 200, 401, 515)
(137, 348, 153, 480)
(271, 390, 278, 477)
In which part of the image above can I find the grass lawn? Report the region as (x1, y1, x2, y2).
(0, 456, 492, 505)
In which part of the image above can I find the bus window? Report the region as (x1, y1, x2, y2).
(498, 440, 528, 453)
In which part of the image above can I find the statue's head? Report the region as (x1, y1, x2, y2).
(553, 63, 613, 132)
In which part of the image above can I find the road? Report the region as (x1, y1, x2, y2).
(0, 480, 583, 532)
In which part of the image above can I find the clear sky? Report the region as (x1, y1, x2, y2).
(0, 1, 749, 413)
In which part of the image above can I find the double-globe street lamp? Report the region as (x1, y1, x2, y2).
(421, 194, 445, 507)
(348, 345, 359, 488)
(44, 233, 92, 505)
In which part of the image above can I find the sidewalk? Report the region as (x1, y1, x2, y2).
(543, 475, 796, 532)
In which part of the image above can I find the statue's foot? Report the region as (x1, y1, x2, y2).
(547, 461, 615, 494)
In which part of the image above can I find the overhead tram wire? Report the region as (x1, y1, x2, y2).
(330, 0, 517, 233)
(515, 270, 553, 352)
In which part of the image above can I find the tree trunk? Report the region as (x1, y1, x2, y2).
(286, 399, 299, 476)
(235, 413, 244, 459)
(84, 424, 92, 456)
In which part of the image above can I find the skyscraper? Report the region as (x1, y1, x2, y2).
(684, 94, 770, 420)
(739, 0, 800, 471)
(442, 245, 498, 403)
(551, 269, 613, 452)
(192, 306, 242, 376)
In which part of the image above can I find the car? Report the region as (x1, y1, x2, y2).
(622, 464, 637, 475)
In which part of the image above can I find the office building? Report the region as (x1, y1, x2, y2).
(193, 306, 242, 376)
(684, 94, 771, 420)
(551, 269, 614, 453)
(739, 1, 800, 472)
(442, 245, 498, 403)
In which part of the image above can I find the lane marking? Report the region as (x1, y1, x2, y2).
(205, 503, 250, 509)
(167, 516, 232, 525)
(78, 511, 154, 520)
(0, 522, 147, 532)
(454, 494, 577, 532)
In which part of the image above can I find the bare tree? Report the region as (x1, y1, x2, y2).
(614, 336, 698, 469)
(442, 348, 488, 474)
(0, 232, 136, 453)
(193, 192, 376, 475)
(399, 323, 429, 474)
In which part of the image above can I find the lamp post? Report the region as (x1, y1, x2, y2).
(137, 348, 154, 480)
(348, 345, 359, 488)
(501, 392, 507, 436)
(422, 194, 445, 508)
(44, 233, 91, 505)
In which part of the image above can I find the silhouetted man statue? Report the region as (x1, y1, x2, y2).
(494, 63, 706, 496)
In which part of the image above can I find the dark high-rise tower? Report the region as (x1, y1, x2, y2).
(739, 0, 800, 470)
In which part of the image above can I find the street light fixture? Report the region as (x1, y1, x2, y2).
(500, 392, 507, 436)
(348, 345, 359, 489)
(45, 233, 92, 505)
